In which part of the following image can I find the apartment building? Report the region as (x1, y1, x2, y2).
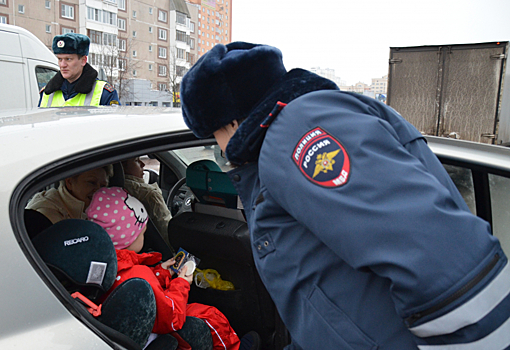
(84, 0, 119, 87)
(186, 1, 199, 77)
(187, 0, 231, 59)
(337, 82, 370, 94)
(310, 67, 346, 87)
(116, 0, 193, 106)
(0, 0, 197, 106)
(336, 75, 388, 103)
(371, 74, 388, 95)
(0, 0, 80, 47)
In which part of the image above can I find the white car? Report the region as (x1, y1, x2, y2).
(1, 106, 509, 349)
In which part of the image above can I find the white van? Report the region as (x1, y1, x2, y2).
(0, 24, 59, 110)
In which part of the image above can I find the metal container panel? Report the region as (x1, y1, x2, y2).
(388, 42, 508, 144)
(388, 48, 440, 136)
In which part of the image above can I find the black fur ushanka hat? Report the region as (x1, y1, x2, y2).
(181, 41, 287, 138)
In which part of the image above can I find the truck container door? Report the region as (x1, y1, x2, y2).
(388, 42, 508, 144)
(387, 48, 440, 136)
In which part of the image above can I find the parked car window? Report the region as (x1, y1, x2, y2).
(173, 145, 231, 172)
(140, 155, 160, 184)
(489, 174, 510, 254)
(141, 155, 160, 172)
(443, 164, 476, 215)
(35, 66, 58, 90)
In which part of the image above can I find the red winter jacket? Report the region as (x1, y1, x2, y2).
(103, 250, 240, 350)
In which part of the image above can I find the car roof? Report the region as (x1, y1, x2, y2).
(3, 108, 510, 181)
(4, 108, 510, 186)
(1, 107, 189, 193)
(425, 135, 510, 173)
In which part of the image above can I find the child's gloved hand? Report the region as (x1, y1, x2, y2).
(178, 265, 193, 285)
(160, 258, 176, 275)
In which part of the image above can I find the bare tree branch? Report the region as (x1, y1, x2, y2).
(167, 45, 189, 107)
(113, 37, 142, 101)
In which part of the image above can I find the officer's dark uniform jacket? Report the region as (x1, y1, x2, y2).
(39, 63, 119, 107)
(226, 69, 510, 349)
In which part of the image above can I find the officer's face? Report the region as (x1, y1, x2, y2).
(56, 54, 87, 83)
(213, 120, 240, 152)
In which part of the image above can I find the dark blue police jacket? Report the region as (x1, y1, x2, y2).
(227, 69, 510, 350)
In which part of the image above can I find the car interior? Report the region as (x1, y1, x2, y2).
(14, 130, 510, 350)
(17, 134, 289, 350)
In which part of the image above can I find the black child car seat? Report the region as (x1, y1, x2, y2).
(32, 219, 156, 348)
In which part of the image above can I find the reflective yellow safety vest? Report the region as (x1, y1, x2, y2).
(40, 80, 107, 107)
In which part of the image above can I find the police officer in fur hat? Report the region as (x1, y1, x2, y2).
(39, 33, 120, 107)
(180, 42, 510, 349)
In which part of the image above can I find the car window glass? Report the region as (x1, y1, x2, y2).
(141, 155, 160, 184)
(489, 174, 510, 255)
(35, 67, 58, 91)
(443, 164, 476, 215)
(173, 145, 231, 172)
(141, 155, 160, 172)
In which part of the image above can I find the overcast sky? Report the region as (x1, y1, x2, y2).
(231, 0, 510, 85)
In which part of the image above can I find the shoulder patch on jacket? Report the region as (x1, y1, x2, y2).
(103, 83, 114, 92)
(292, 127, 350, 187)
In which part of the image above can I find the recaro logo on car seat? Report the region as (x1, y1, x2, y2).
(63, 236, 89, 246)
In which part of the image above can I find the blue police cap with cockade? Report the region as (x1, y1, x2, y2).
(52, 33, 90, 56)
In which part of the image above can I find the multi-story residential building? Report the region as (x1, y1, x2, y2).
(83, 0, 119, 86)
(337, 75, 388, 102)
(371, 74, 388, 95)
(107, 0, 194, 106)
(0, 0, 199, 106)
(338, 81, 371, 94)
(186, 1, 199, 70)
(0, 0, 80, 47)
(187, 0, 232, 59)
(310, 67, 346, 87)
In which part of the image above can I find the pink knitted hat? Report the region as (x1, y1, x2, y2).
(86, 187, 149, 250)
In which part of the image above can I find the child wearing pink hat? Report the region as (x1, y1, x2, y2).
(87, 187, 245, 350)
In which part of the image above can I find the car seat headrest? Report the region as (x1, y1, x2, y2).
(186, 160, 238, 209)
(109, 162, 125, 188)
(33, 219, 118, 297)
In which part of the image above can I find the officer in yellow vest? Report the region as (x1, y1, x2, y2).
(39, 33, 120, 107)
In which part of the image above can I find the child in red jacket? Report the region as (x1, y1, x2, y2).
(87, 187, 259, 350)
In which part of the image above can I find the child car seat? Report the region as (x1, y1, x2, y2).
(32, 219, 156, 348)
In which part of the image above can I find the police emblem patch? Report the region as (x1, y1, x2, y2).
(292, 127, 350, 187)
(57, 40, 65, 48)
